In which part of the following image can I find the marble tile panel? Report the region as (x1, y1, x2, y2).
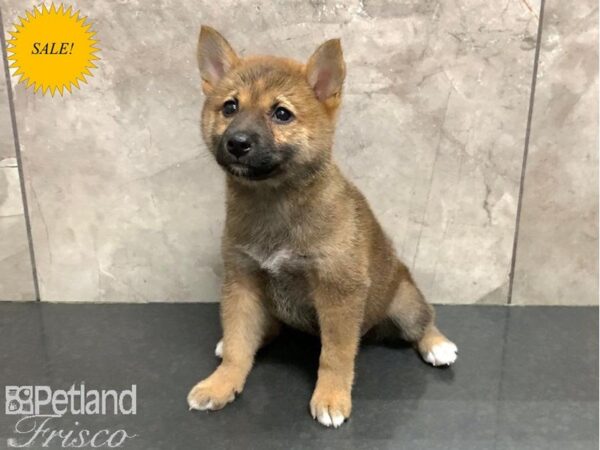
(0, 23, 35, 301)
(512, 0, 598, 305)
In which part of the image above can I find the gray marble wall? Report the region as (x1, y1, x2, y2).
(512, 1, 599, 305)
(0, 1, 596, 304)
(0, 26, 35, 301)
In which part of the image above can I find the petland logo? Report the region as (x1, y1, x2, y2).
(4, 384, 138, 448)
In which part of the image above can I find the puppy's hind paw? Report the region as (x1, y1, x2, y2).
(421, 341, 458, 367)
(214, 339, 223, 358)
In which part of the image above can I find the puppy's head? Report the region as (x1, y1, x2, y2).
(197, 26, 345, 186)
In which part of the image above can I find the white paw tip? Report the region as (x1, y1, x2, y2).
(331, 412, 345, 428)
(316, 410, 345, 428)
(317, 411, 333, 427)
(424, 341, 458, 366)
(214, 339, 223, 358)
(188, 398, 213, 411)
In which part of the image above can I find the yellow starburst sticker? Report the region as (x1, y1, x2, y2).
(7, 3, 100, 96)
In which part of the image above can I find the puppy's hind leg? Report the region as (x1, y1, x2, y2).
(386, 275, 458, 367)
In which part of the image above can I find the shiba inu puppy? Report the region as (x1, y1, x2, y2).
(187, 26, 458, 428)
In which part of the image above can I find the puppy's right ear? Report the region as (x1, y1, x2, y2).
(197, 26, 239, 94)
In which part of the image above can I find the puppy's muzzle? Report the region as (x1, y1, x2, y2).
(226, 131, 254, 159)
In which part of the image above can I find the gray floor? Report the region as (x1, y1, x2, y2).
(0, 303, 597, 450)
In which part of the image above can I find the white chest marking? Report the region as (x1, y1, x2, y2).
(238, 246, 296, 274)
(261, 249, 294, 273)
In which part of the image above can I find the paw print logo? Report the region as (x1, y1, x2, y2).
(5, 386, 34, 415)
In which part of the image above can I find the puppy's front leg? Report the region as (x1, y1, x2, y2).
(310, 282, 365, 428)
(188, 271, 273, 411)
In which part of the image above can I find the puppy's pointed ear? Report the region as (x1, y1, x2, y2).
(197, 26, 239, 94)
(306, 39, 346, 102)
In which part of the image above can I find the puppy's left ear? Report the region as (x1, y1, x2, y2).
(306, 39, 346, 102)
(198, 26, 239, 94)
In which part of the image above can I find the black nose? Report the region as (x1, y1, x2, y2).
(226, 132, 253, 159)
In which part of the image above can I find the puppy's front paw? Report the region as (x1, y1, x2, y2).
(310, 387, 351, 428)
(187, 367, 242, 411)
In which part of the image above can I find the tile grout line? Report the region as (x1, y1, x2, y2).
(0, 7, 41, 301)
(507, 0, 546, 305)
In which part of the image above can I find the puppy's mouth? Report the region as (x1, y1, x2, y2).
(223, 162, 281, 181)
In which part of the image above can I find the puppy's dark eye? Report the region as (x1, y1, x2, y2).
(272, 106, 294, 124)
(222, 99, 238, 117)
